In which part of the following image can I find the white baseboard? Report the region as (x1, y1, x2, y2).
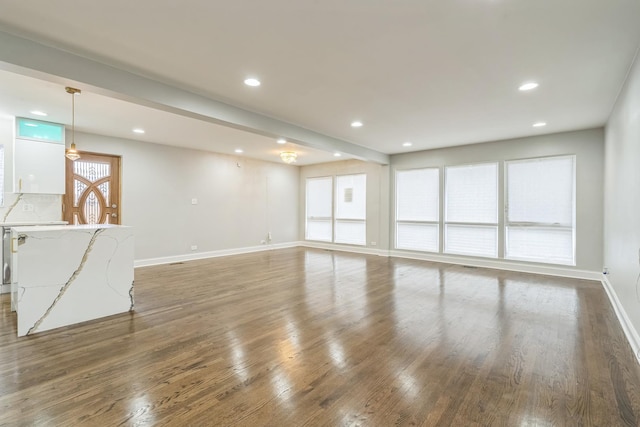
(388, 250, 601, 281)
(298, 241, 388, 257)
(134, 242, 299, 268)
(295, 243, 600, 280)
(601, 275, 640, 365)
(0, 283, 8, 295)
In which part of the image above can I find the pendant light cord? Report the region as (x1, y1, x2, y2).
(71, 89, 75, 145)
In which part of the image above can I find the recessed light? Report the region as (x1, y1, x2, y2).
(30, 110, 47, 117)
(277, 138, 287, 144)
(132, 128, 145, 134)
(244, 78, 261, 87)
(235, 149, 244, 154)
(532, 122, 547, 127)
(351, 121, 363, 128)
(402, 142, 412, 147)
(519, 82, 539, 91)
(334, 152, 342, 157)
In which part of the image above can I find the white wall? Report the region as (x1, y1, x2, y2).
(390, 128, 604, 273)
(74, 132, 299, 261)
(299, 159, 390, 251)
(604, 50, 640, 347)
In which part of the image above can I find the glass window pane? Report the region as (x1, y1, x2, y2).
(506, 226, 574, 265)
(335, 220, 366, 245)
(396, 168, 439, 221)
(445, 163, 498, 224)
(507, 156, 574, 224)
(306, 219, 332, 242)
(445, 224, 498, 257)
(396, 223, 438, 252)
(306, 177, 332, 218)
(505, 156, 575, 265)
(336, 174, 366, 220)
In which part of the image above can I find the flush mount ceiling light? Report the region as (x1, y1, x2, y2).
(334, 152, 342, 157)
(30, 110, 47, 117)
(351, 121, 363, 128)
(519, 82, 539, 91)
(133, 128, 145, 134)
(65, 86, 81, 161)
(276, 138, 287, 144)
(403, 141, 413, 147)
(533, 122, 547, 127)
(244, 78, 261, 87)
(280, 151, 297, 164)
(234, 148, 244, 154)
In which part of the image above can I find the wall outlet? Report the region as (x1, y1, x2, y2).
(267, 232, 272, 241)
(190, 245, 198, 251)
(22, 204, 34, 212)
(191, 198, 198, 205)
(371, 241, 377, 246)
(603, 267, 609, 275)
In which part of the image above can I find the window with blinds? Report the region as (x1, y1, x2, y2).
(335, 174, 366, 245)
(444, 162, 498, 257)
(305, 176, 333, 242)
(395, 168, 439, 252)
(505, 156, 575, 265)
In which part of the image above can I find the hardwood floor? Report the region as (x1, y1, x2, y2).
(1, 247, 639, 426)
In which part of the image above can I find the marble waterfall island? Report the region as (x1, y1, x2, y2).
(11, 224, 134, 336)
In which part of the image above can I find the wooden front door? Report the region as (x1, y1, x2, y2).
(63, 152, 121, 225)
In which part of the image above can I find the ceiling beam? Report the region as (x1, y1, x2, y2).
(0, 29, 389, 165)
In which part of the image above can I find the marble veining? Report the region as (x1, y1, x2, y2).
(26, 228, 106, 335)
(11, 224, 134, 337)
(1, 193, 23, 222)
(0, 193, 63, 224)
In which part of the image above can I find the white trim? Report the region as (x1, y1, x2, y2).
(134, 242, 299, 268)
(299, 241, 388, 257)
(601, 275, 640, 365)
(388, 250, 601, 280)
(0, 284, 8, 295)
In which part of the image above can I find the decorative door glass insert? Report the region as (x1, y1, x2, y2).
(72, 160, 111, 225)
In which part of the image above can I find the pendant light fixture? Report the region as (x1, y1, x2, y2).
(65, 86, 81, 161)
(280, 151, 297, 164)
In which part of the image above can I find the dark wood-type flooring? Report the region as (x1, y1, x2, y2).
(1, 247, 640, 426)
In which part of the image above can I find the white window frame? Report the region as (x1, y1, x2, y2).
(504, 155, 576, 265)
(443, 162, 499, 258)
(394, 167, 440, 252)
(305, 176, 333, 242)
(305, 173, 367, 246)
(334, 173, 367, 246)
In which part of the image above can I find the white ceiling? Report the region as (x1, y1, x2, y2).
(0, 0, 638, 162)
(0, 69, 339, 165)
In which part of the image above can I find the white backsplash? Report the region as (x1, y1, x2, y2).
(0, 193, 62, 223)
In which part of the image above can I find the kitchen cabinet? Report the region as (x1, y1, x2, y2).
(13, 118, 66, 194)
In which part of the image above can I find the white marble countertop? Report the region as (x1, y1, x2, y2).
(11, 224, 134, 336)
(0, 221, 68, 227)
(12, 224, 131, 233)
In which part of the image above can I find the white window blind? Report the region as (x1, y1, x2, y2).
(306, 177, 333, 242)
(395, 168, 439, 252)
(335, 174, 366, 245)
(444, 163, 498, 257)
(505, 156, 575, 265)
